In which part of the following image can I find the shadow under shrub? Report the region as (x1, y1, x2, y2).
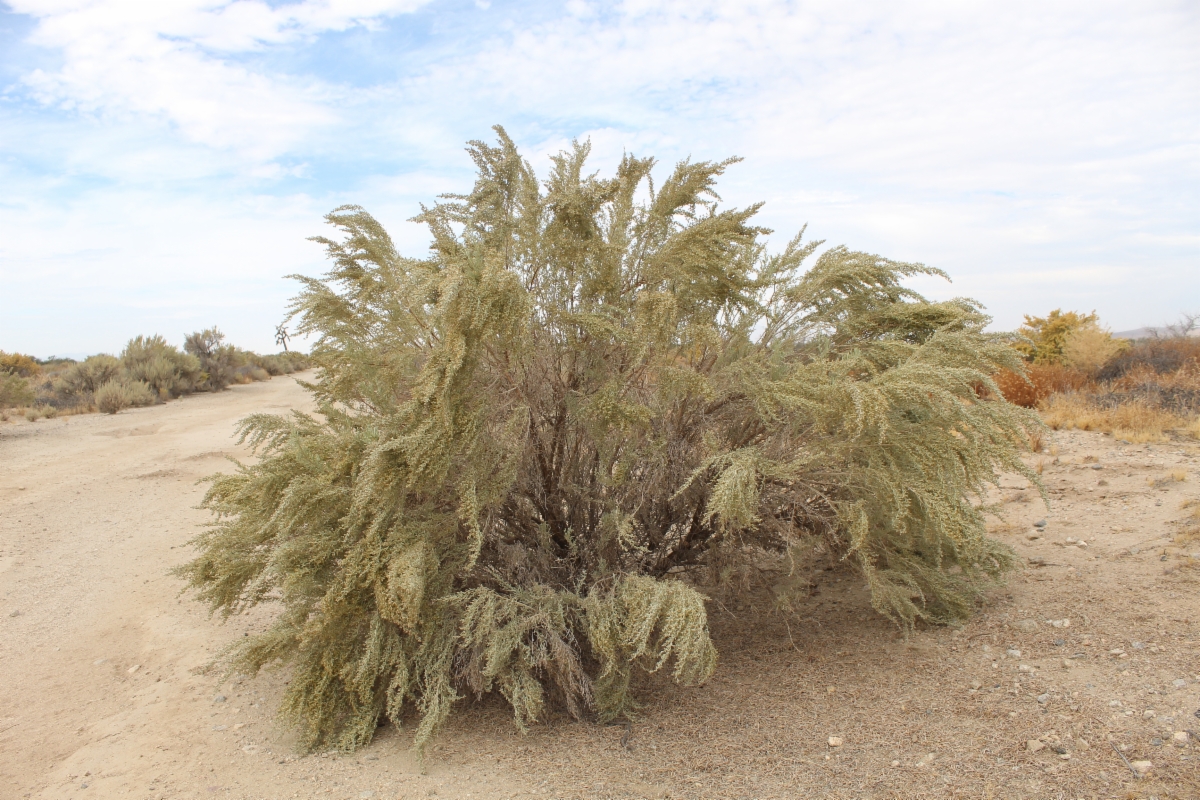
(176, 128, 1040, 754)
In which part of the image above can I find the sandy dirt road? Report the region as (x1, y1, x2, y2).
(2, 373, 1199, 799)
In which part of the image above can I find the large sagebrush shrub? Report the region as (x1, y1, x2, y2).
(122, 334, 203, 397)
(54, 354, 122, 399)
(185, 328, 239, 391)
(178, 129, 1040, 754)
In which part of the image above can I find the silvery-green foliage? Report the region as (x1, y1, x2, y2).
(122, 334, 203, 396)
(178, 128, 1039, 753)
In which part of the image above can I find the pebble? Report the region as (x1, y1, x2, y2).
(1174, 731, 1190, 745)
(1130, 760, 1152, 775)
(827, 736, 843, 747)
(1143, 710, 1156, 720)
(1061, 659, 1073, 669)
(1047, 618, 1070, 628)
(1007, 649, 1022, 658)
(8, 610, 19, 618)
(212, 725, 227, 731)
(1026, 740, 1045, 753)
(1090, 464, 1103, 470)
(1173, 679, 1187, 688)
(1037, 693, 1050, 704)
(1034, 519, 1047, 528)
(970, 680, 982, 690)
(127, 665, 140, 675)
(213, 695, 227, 703)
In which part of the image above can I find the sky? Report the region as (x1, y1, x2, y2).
(1, 0, 1197, 358)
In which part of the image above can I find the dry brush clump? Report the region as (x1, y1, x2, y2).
(178, 129, 1041, 755)
(998, 309, 1200, 441)
(2, 335, 310, 416)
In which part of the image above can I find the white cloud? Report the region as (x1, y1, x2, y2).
(9, 0, 429, 158)
(1, 0, 1196, 354)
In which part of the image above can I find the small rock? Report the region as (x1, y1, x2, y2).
(1151, 737, 1163, 746)
(212, 725, 227, 731)
(1173, 679, 1187, 688)
(1130, 760, 1152, 775)
(1131, 641, 1145, 650)
(1034, 519, 1047, 528)
(8, 610, 19, 618)
(1174, 731, 1190, 745)
(213, 695, 226, 703)
(127, 664, 140, 675)
(970, 680, 982, 690)
(890, 759, 900, 767)
(827, 736, 843, 747)
(1012, 619, 1038, 633)
(1077, 738, 1090, 750)
(233, 722, 246, 730)
(1026, 740, 1045, 753)
(1090, 464, 1103, 470)
(1037, 693, 1051, 704)
(1007, 648, 1022, 658)
(80, 783, 88, 789)
(1048, 618, 1070, 628)
(1143, 709, 1156, 720)
(359, 792, 375, 799)
(1061, 659, 1073, 669)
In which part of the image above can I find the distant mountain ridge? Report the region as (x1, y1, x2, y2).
(1113, 326, 1200, 340)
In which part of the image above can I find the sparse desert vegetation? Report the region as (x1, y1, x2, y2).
(997, 310, 1200, 443)
(0, 328, 309, 418)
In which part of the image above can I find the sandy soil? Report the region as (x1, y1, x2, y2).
(1, 373, 1198, 800)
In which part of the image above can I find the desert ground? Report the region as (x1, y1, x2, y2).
(1, 373, 1197, 800)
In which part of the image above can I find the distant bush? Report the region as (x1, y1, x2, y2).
(55, 355, 123, 398)
(1098, 334, 1200, 381)
(0, 372, 36, 409)
(122, 335, 203, 397)
(994, 363, 1091, 408)
(184, 328, 240, 391)
(1015, 309, 1099, 364)
(5, 332, 308, 418)
(0, 351, 42, 378)
(1061, 323, 1127, 376)
(95, 379, 156, 414)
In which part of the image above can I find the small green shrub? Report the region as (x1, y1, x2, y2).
(179, 129, 1040, 755)
(95, 379, 155, 414)
(0, 372, 36, 409)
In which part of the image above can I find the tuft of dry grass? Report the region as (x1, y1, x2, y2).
(1040, 393, 1185, 442)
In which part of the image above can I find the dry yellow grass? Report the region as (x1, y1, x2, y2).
(1039, 393, 1185, 442)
